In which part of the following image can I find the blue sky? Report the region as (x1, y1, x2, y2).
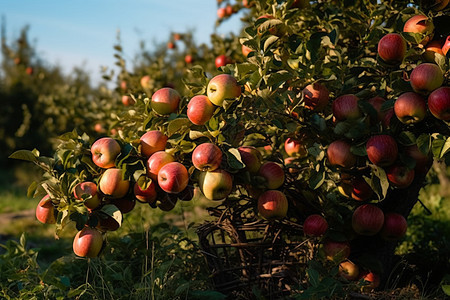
(2, 0, 244, 84)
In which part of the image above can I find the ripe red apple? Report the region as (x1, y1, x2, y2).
(241, 44, 253, 57)
(442, 36, 450, 56)
(225, 4, 233, 16)
(140, 75, 152, 89)
(367, 96, 388, 123)
(431, 0, 449, 11)
(410, 63, 444, 94)
(352, 204, 384, 236)
(327, 140, 357, 168)
(351, 176, 373, 201)
(25, 66, 33, 75)
(94, 122, 105, 133)
(151, 87, 181, 115)
(284, 137, 308, 158)
(146, 151, 175, 180)
(238, 146, 262, 173)
(96, 214, 120, 232)
(386, 164, 415, 189)
(198, 169, 233, 200)
(360, 271, 380, 291)
(120, 80, 127, 91)
(258, 162, 285, 189)
(377, 33, 407, 64)
(121, 95, 135, 106)
(323, 240, 351, 262)
(157, 194, 178, 211)
(99, 168, 130, 199)
(207, 74, 241, 106)
(366, 135, 398, 167)
(167, 41, 176, 49)
(302, 82, 330, 111)
(91, 137, 121, 169)
(110, 197, 136, 214)
(187, 95, 215, 125)
(72, 227, 103, 258)
(257, 190, 288, 220)
(215, 54, 232, 68)
(192, 143, 223, 171)
(158, 162, 189, 194)
(140, 130, 168, 158)
(303, 214, 328, 237)
(394, 92, 427, 124)
(184, 54, 194, 64)
(134, 181, 157, 204)
(403, 15, 434, 45)
(423, 40, 444, 62)
(339, 260, 360, 281)
(217, 7, 227, 18)
(73, 181, 101, 210)
(332, 94, 361, 121)
(381, 212, 408, 241)
(36, 195, 56, 224)
(428, 86, 450, 121)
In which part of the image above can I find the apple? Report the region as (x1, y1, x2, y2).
(167, 41, 176, 49)
(323, 240, 351, 262)
(187, 95, 215, 125)
(158, 162, 189, 194)
(173, 33, 181, 41)
(207, 74, 241, 106)
(303, 214, 328, 237)
(366, 135, 398, 167)
(377, 33, 407, 64)
(217, 7, 226, 19)
(151, 87, 181, 115)
(241, 44, 253, 57)
(99, 168, 130, 199)
(242, 0, 253, 8)
(94, 122, 105, 133)
(428, 87, 450, 121)
(225, 4, 233, 16)
(72, 227, 103, 258)
(394, 92, 427, 124)
(157, 194, 178, 211)
(403, 15, 434, 45)
(140, 75, 152, 89)
(339, 260, 360, 281)
(284, 137, 308, 158)
(120, 80, 127, 91)
(410, 63, 444, 94)
(284, 157, 300, 175)
(443, 36, 450, 56)
(25, 66, 33, 75)
(184, 54, 194, 64)
(91, 137, 121, 169)
(146, 151, 175, 180)
(198, 169, 233, 200)
(96, 213, 120, 232)
(351, 176, 373, 201)
(332, 94, 361, 121)
(386, 164, 415, 189)
(289, 0, 310, 8)
(360, 271, 380, 291)
(381, 212, 408, 241)
(423, 40, 444, 62)
(73, 181, 101, 210)
(192, 143, 223, 171)
(258, 162, 285, 189)
(302, 82, 330, 111)
(134, 181, 157, 204)
(327, 140, 357, 168)
(177, 185, 195, 201)
(140, 130, 168, 158)
(215, 54, 232, 68)
(36, 195, 56, 224)
(121, 95, 135, 106)
(405, 144, 432, 174)
(257, 190, 288, 220)
(352, 204, 384, 236)
(431, 0, 449, 10)
(238, 146, 262, 173)
(367, 96, 389, 123)
(110, 197, 136, 214)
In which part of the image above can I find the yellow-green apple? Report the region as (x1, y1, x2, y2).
(323, 240, 351, 262)
(443, 36, 450, 56)
(352, 204, 384, 236)
(207, 74, 241, 106)
(350, 176, 373, 201)
(91, 137, 121, 169)
(394, 92, 427, 124)
(140, 75, 152, 89)
(360, 271, 380, 291)
(428, 87, 450, 121)
(158, 162, 189, 193)
(99, 168, 130, 198)
(35, 195, 56, 224)
(302, 82, 330, 111)
(332, 94, 361, 121)
(241, 44, 253, 57)
(423, 40, 444, 62)
(184, 54, 194, 64)
(151, 87, 181, 115)
(146, 151, 175, 180)
(327, 140, 357, 168)
(140, 130, 168, 158)
(134, 181, 157, 204)
(192, 143, 223, 171)
(377, 33, 407, 64)
(403, 15, 434, 45)
(339, 260, 360, 281)
(381, 212, 407, 241)
(110, 197, 136, 214)
(258, 162, 285, 189)
(73, 182, 101, 210)
(215, 54, 232, 68)
(238, 146, 262, 173)
(198, 169, 233, 200)
(366, 135, 398, 167)
(284, 137, 308, 158)
(72, 227, 103, 258)
(405, 144, 432, 174)
(386, 164, 415, 188)
(257, 190, 288, 220)
(121, 95, 135, 106)
(187, 95, 215, 125)
(410, 63, 443, 94)
(303, 214, 328, 237)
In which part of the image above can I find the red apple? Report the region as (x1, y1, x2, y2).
(410, 63, 443, 94)
(386, 164, 415, 188)
(366, 135, 398, 167)
(323, 240, 351, 262)
(428, 86, 450, 121)
(198, 169, 233, 200)
(403, 15, 434, 45)
(192, 143, 223, 171)
(284, 137, 308, 158)
(140, 130, 168, 158)
(302, 82, 330, 111)
(332, 94, 361, 121)
(134, 181, 157, 204)
(151, 87, 181, 115)
(157, 194, 178, 211)
(184, 54, 194, 64)
(110, 197, 136, 214)
(241, 44, 253, 57)
(120, 80, 127, 91)
(36, 195, 56, 224)
(146, 151, 175, 180)
(121, 95, 135, 106)
(167, 41, 176, 49)
(99, 168, 130, 199)
(352, 204, 384, 236)
(360, 271, 380, 291)
(238, 146, 262, 173)
(187, 95, 215, 125)
(442, 36, 450, 56)
(217, 7, 226, 19)
(394, 92, 427, 124)
(258, 162, 285, 189)
(339, 260, 360, 281)
(96, 214, 120, 232)
(405, 144, 432, 174)
(158, 162, 189, 194)
(25, 66, 33, 75)
(431, 0, 449, 11)
(381, 212, 408, 241)
(327, 140, 357, 168)
(351, 176, 373, 201)
(91, 137, 121, 169)
(367, 96, 388, 123)
(73, 182, 101, 210)
(303, 214, 328, 237)
(284, 157, 300, 175)
(215, 54, 232, 68)
(257, 190, 288, 220)
(94, 122, 105, 133)
(377, 33, 407, 64)
(207, 74, 241, 106)
(140, 75, 152, 89)
(73, 227, 103, 258)
(225, 4, 233, 16)
(423, 40, 444, 62)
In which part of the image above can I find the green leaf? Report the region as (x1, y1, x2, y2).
(370, 166, 389, 200)
(188, 290, 226, 300)
(27, 181, 38, 198)
(398, 131, 416, 146)
(168, 118, 191, 137)
(416, 134, 431, 154)
(263, 35, 279, 52)
(8, 149, 38, 162)
(309, 164, 325, 190)
(442, 284, 450, 296)
(226, 148, 245, 170)
(308, 267, 320, 287)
